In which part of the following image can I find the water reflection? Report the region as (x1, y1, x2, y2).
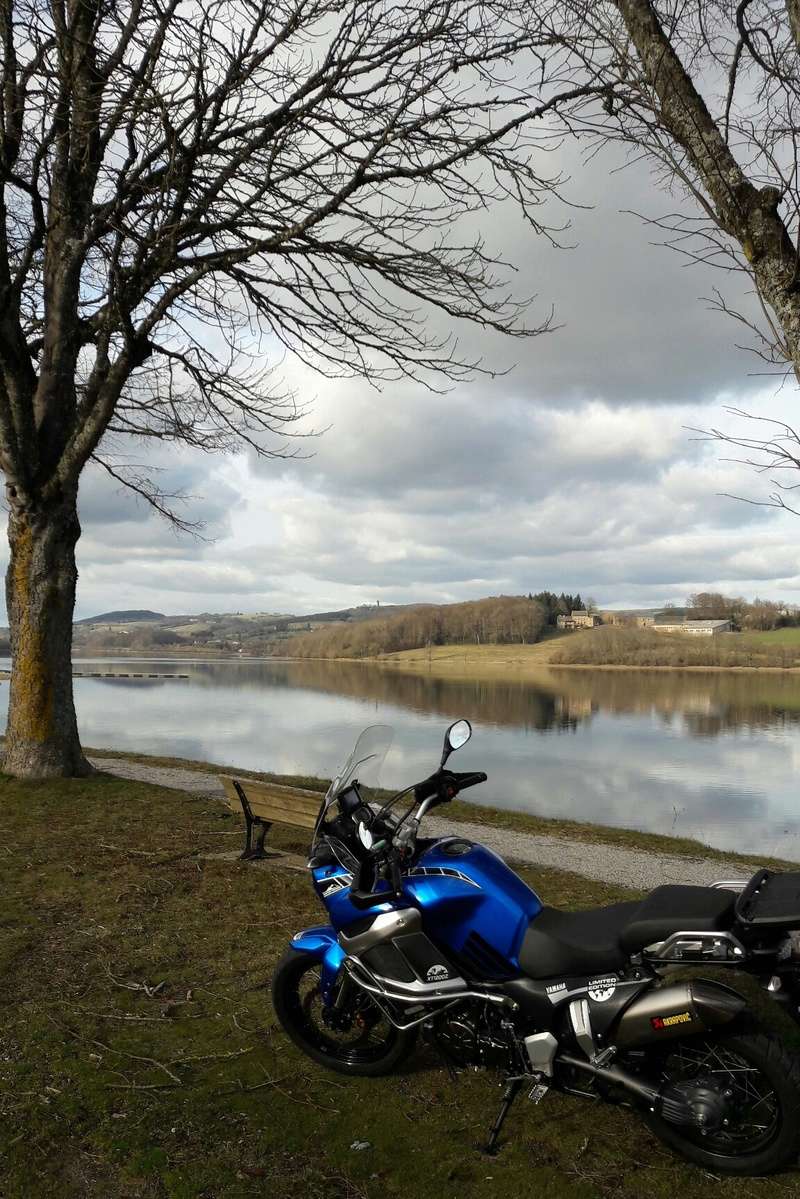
(1, 657, 799, 858)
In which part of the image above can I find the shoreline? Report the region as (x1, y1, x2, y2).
(85, 744, 798, 874)
(270, 653, 800, 678)
(6, 658, 800, 683)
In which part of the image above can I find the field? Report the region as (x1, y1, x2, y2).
(549, 627, 800, 670)
(373, 630, 569, 675)
(352, 626, 800, 677)
(748, 628, 800, 647)
(4, 769, 800, 1198)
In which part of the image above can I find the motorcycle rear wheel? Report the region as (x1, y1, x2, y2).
(643, 1029, 800, 1174)
(271, 948, 417, 1077)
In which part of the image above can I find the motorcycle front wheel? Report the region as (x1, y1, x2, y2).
(271, 949, 417, 1077)
(643, 1029, 800, 1174)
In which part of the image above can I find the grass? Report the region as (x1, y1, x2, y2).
(550, 627, 800, 671)
(363, 631, 570, 674)
(3, 770, 800, 1199)
(85, 745, 799, 872)
(322, 625, 800, 677)
(748, 628, 800, 647)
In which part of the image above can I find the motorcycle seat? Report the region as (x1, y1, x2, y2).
(519, 885, 736, 980)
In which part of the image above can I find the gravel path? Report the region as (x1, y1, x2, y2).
(91, 755, 752, 893)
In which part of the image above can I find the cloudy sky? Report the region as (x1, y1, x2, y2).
(17, 143, 800, 621)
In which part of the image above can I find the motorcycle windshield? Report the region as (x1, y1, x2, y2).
(325, 723, 394, 807)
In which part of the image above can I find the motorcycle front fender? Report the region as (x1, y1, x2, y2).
(290, 924, 346, 1004)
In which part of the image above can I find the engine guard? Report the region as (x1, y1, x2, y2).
(290, 925, 346, 1004)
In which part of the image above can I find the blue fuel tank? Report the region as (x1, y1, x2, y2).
(405, 839, 542, 977)
(313, 837, 542, 980)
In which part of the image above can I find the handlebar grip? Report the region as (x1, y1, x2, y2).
(452, 771, 487, 790)
(413, 774, 441, 804)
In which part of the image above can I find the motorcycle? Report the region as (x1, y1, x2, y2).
(272, 719, 800, 1175)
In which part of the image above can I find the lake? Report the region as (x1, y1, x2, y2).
(1, 657, 799, 858)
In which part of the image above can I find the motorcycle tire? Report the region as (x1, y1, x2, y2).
(643, 1028, 800, 1174)
(271, 948, 417, 1077)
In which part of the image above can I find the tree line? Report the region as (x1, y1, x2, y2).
(283, 596, 548, 659)
(528, 592, 588, 625)
(684, 593, 800, 632)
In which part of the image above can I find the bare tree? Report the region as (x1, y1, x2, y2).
(0, 0, 599, 777)
(537, 1, 800, 497)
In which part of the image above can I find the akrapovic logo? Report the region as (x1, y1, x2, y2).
(651, 1011, 692, 1030)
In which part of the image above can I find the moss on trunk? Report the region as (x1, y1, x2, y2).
(3, 490, 90, 777)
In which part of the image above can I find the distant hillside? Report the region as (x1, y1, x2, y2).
(300, 603, 422, 623)
(77, 610, 166, 625)
(283, 595, 547, 659)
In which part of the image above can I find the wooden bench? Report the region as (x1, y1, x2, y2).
(219, 776, 323, 863)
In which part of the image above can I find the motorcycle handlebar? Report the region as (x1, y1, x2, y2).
(413, 769, 488, 805)
(453, 771, 488, 791)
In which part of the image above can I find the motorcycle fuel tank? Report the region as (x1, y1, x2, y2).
(405, 838, 542, 978)
(313, 837, 542, 980)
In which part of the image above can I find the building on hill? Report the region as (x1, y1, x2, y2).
(557, 610, 600, 630)
(653, 619, 732, 637)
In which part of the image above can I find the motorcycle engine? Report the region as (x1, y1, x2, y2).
(432, 1002, 515, 1070)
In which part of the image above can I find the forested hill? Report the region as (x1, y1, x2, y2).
(282, 596, 547, 658)
(77, 610, 165, 625)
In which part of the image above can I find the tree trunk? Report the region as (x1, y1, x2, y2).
(4, 488, 90, 777)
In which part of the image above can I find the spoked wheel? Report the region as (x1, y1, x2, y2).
(644, 1030, 800, 1174)
(271, 949, 417, 1077)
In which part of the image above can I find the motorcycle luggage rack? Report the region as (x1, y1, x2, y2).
(643, 929, 746, 964)
(735, 869, 800, 930)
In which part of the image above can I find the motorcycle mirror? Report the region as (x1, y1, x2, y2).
(441, 718, 472, 765)
(357, 822, 374, 850)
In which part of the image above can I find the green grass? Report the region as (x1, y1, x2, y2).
(3, 770, 800, 1197)
(747, 628, 800, 646)
(85, 745, 800, 871)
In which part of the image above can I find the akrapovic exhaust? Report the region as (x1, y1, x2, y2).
(613, 979, 746, 1049)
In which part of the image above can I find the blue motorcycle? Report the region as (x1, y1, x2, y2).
(272, 719, 800, 1174)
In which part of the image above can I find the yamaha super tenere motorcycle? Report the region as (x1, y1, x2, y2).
(272, 719, 800, 1175)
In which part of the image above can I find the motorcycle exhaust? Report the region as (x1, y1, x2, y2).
(612, 979, 746, 1049)
(556, 979, 747, 1127)
(558, 1051, 660, 1106)
(557, 1053, 730, 1130)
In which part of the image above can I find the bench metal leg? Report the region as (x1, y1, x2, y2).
(233, 780, 269, 860)
(240, 812, 273, 861)
(232, 779, 285, 862)
(246, 819, 272, 861)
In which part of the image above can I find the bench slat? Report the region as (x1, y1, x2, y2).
(220, 776, 322, 829)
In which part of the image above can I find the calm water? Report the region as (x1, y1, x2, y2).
(2, 657, 800, 858)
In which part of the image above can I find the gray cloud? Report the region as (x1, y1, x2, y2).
(1, 141, 796, 621)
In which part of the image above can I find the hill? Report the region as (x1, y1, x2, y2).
(282, 595, 548, 658)
(77, 609, 166, 625)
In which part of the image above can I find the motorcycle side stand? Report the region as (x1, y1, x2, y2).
(482, 1076, 525, 1156)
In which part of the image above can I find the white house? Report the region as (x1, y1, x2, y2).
(653, 619, 732, 637)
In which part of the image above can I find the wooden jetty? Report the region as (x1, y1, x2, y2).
(71, 671, 190, 679)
